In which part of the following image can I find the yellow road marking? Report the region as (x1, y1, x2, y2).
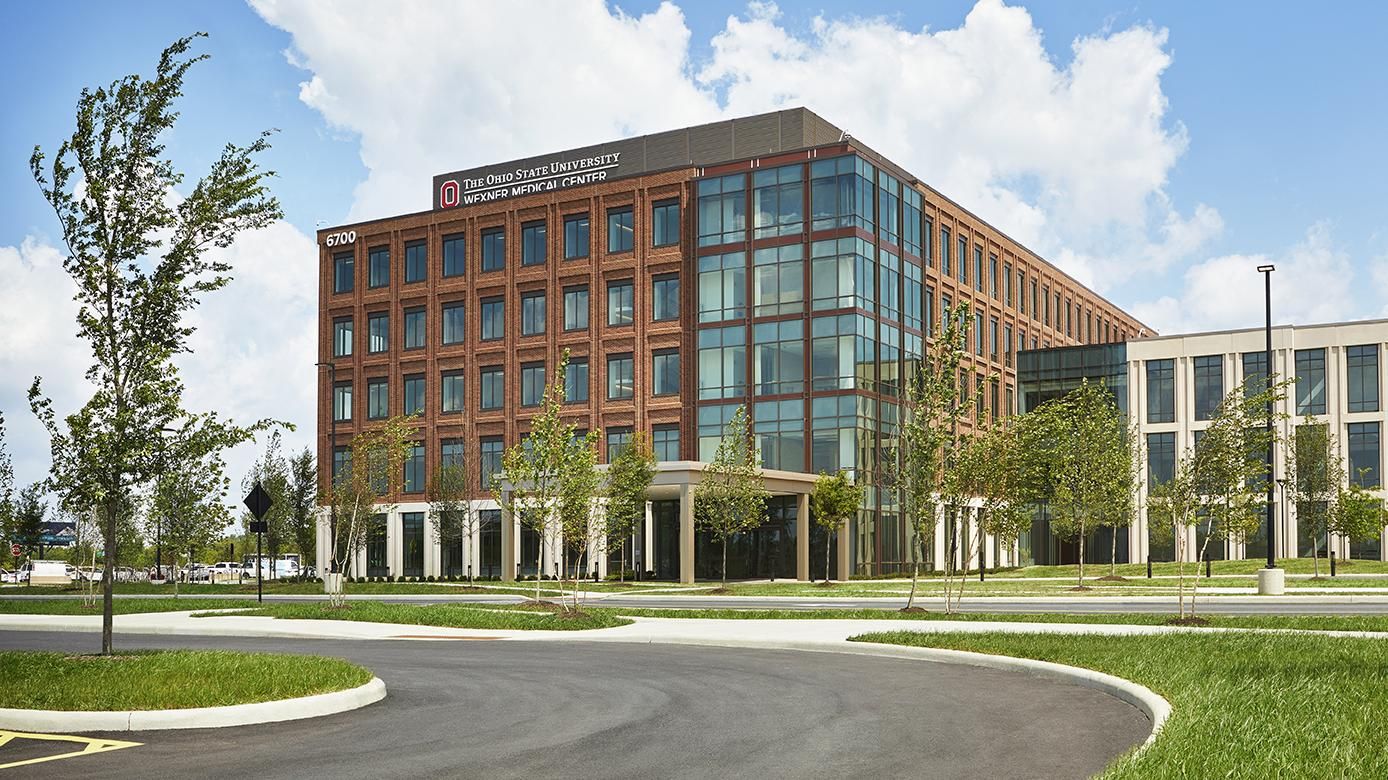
(0, 729, 140, 769)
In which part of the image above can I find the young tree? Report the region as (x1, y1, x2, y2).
(148, 426, 234, 596)
(557, 431, 602, 611)
(1147, 449, 1201, 618)
(0, 413, 13, 552)
(694, 406, 769, 588)
(969, 418, 1037, 579)
(1285, 419, 1342, 577)
(606, 432, 656, 584)
(325, 415, 415, 606)
(1329, 482, 1387, 554)
(241, 431, 293, 577)
(810, 470, 864, 583)
(27, 34, 281, 653)
(429, 450, 479, 582)
(286, 447, 317, 572)
(13, 484, 47, 558)
(1100, 419, 1143, 579)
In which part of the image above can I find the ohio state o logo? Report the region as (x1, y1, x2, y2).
(440, 180, 460, 208)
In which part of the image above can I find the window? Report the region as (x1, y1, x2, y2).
(1030, 278, 1038, 320)
(1348, 422, 1381, 488)
(480, 366, 503, 410)
(989, 316, 999, 359)
(1042, 285, 1050, 326)
(521, 220, 547, 266)
(521, 362, 545, 407)
(367, 377, 388, 420)
(1242, 351, 1268, 398)
(754, 398, 805, 472)
(699, 403, 743, 461)
(903, 188, 922, 257)
(652, 200, 680, 247)
(753, 164, 803, 239)
(480, 437, 503, 491)
(368, 246, 389, 288)
(924, 285, 935, 338)
(811, 314, 875, 393)
(940, 227, 951, 276)
(1295, 348, 1327, 415)
(402, 511, 424, 577)
(653, 350, 680, 396)
(368, 312, 389, 353)
(403, 444, 424, 493)
(563, 286, 588, 331)
(521, 291, 545, 336)
(441, 371, 465, 414)
(480, 297, 504, 341)
(442, 233, 465, 277)
(440, 439, 465, 469)
(1147, 359, 1175, 423)
(442, 302, 465, 345)
(989, 254, 999, 299)
(810, 237, 874, 312)
(698, 251, 747, 322)
(973, 245, 983, 292)
(333, 251, 354, 293)
(697, 174, 746, 246)
(1003, 263, 1013, 307)
(974, 310, 984, 356)
(481, 227, 505, 272)
(903, 260, 923, 333)
(333, 382, 352, 422)
(1147, 432, 1176, 486)
(1193, 355, 1223, 421)
(958, 237, 968, 284)
(653, 425, 680, 461)
(1348, 345, 1380, 413)
(332, 445, 350, 483)
(606, 427, 633, 462)
(698, 325, 747, 400)
(565, 356, 588, 403)
(333, 317, 353, 357)
(1003, 323, 1013, 366)
(754, 320, 804, 396)
(809, 156, 874, 232)
(879, 250, 901, 323)
(607, 280, 634, 326)
(607, 354, 634, 400)
(403, 307, 425, 350)
(753, 244, 804, 317)
(563, 213, 589, 259)
(878, 174, 900, 246)
(924, 217, 934, 267)
(403, 374, 424, 416)
(405, 240, 426, 283)
(652, 275, 680, 321)
(607, 206, 634, 253)
(1065, 301, 1073, 338)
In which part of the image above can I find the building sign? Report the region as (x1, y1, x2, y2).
(324, 230, 357, 247)
(437, 152, 623, 209)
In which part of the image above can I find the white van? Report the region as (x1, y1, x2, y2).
(26, 560, 72, 586)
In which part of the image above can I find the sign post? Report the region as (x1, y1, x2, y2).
(243, 482, 274, 604)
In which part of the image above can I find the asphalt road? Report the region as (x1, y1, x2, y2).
(0, 631, 1149, 779)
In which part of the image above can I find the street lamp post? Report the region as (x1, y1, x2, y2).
(315, 361, 338, 575)
(1256, 264, 1284, 595)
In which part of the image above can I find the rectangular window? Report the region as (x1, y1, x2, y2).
(403, 307, 425, 350)
(973, 245, 983, 292)
(652, 275, 680, 321)
(903, 260, 923, 333)
(1242, 351, 1268, 399)
(440, 439, 464, 469)
(401, 511, 424, 576)
(1065, 301, 1073, 338)
(753, 244, 804, 317)
(989, 316, 999, 360)
(1296, 348, 1327, 415)
(368, 246, 389, 288)
(1193, 355, 1223, 421)
(810, 314, 876, 393)
(903, 188, 922, 257)
(1030, 279, 1038, 320)
(607, 354, 634, 400)
(333, 251, 354, 293)
(754, 320, 804, 396)
(653, 424, 680, 461)
(403, 444, 424, 494)
(403, 374, 424, 416)
(754, 398, 806, 472)
(1147, 359, 1176, 423)
(333, 382, 352, 422)
(1004, 263, 1013, 307)
(480, 297, 504, 341)
(442, 302, 465, 345)
(367, 377, 388, 420)
(958, 237, 968, 284)
(480, 437, 503, 491)
(606, 427, 634, 463)
(698, 251, 748, 322)
(1348, 344, 1380, 413)
(1349, 422, 1381, 488)
(332, 445, 350, 483)
(442, 233, 465, 277)
(563, 286, 589, 331)
(1042, 285, 1050, 326)
(699, 324, 748, 399)
(333, 317, 353, 357)
(974, 310, 984, 356)
(563, 213, 589, 259)
(653, 349, 680, 396)
(607, 206, 634, 253)
(698, 174, 747, 246)
(924, 285, 935, 338)
(810, 237, 874, 313)
(941, 226, 951, 276)
(480, 366, 503, 410)
(1147, 432, 1177, 487)
(924, 217, 934, 267)
(1003, 323, 1013, 366)
(565, 356, 589, 403)
(481, 227, 505, 272)
(521, 362, 546, 407)
(405, 240, 426, 283)
(521, 220, 547, 266)
(368, 312, 389, 354)
(607, 279, 634, 326)
(878, 174, 900, 246)
(753, 164, 803, 239)
(441, 370, 465, 414)
(809, 156, 874, 232)
(653, 199, 680, 247)
(879, 250, 901, 323)
(520, 291, 546, 336)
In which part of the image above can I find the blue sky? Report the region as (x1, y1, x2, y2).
(3, 0, 1388, 491)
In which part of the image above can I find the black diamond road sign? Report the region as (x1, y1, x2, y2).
(243, 481, 274, 521)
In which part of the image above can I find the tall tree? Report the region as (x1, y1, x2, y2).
(286, 447, 317, 571)
(1285, 419, 1342, 577)
(429, 451, 479, 581)
(13, 484, 47, 557)
(326, 415, 415, 606)
(241, 431, 293, 576)
(28, 34, 281, 653)
(606, 432, 656, 584)
(693, 405, 769, 588)
(810, 470, 864, 583)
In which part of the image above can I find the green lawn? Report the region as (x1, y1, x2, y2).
(0, 597, 255, 615)
(849, 630, 1388, 778)
(0, 650, 372, 711)
(195, 601, 631, 631)
(1, 580, 536, 597)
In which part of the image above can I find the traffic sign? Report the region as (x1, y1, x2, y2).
(9, 544, 19, 557)
(243, 481, 274, 520)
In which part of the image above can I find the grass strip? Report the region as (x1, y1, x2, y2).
(0, 597, 256, 615)
(3, 581, 536, 597)
(847, 630, 1388, 778)
(195, 601, 631, 631)
(0, 649, 371, 711)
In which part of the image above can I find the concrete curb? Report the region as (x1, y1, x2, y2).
(0, 677, 386, 733)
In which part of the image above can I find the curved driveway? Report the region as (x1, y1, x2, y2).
(0, 630, 1148, 779)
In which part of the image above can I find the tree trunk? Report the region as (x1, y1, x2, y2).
(1077, 524, 1086, 589)
(825, 528, 833, 583)
(905, 535, 919, 611)
(1313, 537, 1321, 578)
(1192, 517, 1216, 619)
(619, 543, 625, 584)
(721, 539, 728, 588)
(1110, 525, 1118, 578)
(101, 497, 117, 655)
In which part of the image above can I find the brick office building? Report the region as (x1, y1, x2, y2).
(315, 107, 1149, 582)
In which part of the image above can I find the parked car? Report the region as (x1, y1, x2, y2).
(76, 566, 103, 582)
(208, 561, 242, 582)
(0, 567, 13, 584)
(24, 560, 72, 586)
